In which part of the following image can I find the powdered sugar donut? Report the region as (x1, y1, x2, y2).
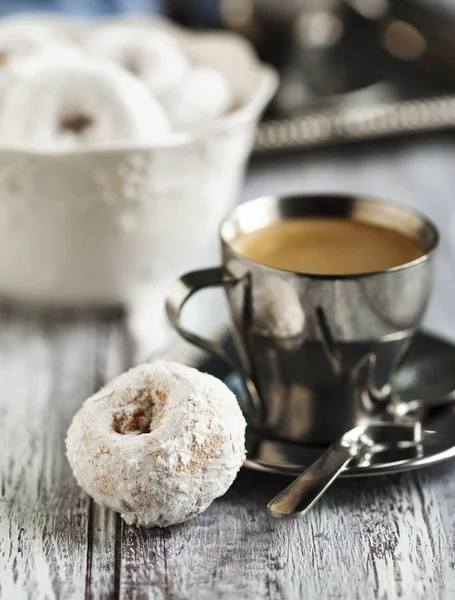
(0, 57, 170, 147)
(0, 21, 76, 65)
(66, 361, 246, 527)
(161, 65, 233, 130)
(84, 24, 189, 96)
(0, 21, 80, 103)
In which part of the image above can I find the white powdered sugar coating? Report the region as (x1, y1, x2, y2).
(84, 24, 190, 97)
(161, 65, 233, 130)
(0, 21, 76, 65)
(0, 58, 170, 147)
(0, 21, 81, 106)
(66, 361, 246, 528)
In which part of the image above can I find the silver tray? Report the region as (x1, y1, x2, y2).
(254, 94, 455, 154)
(250, 4, 455, 155)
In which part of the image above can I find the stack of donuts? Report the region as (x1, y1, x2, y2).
(0, 17, 234, 148)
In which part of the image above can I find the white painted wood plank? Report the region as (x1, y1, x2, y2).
(86, 504, 120, 600)
(85, 320, 131, 600)
(116, 466, 455, 600)
(0, 311, 127, 599)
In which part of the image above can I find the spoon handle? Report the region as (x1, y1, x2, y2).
(267, 443, 355, 518)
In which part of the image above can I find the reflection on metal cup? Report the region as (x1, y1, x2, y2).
(166, 194, 438, 444)
(252, 275, 305, 349)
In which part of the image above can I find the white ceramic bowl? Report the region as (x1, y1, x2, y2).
(0, 17, 277, 311)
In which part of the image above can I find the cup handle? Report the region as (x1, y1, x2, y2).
(166, 267, 240, 370)
(166, 267, 264, 420)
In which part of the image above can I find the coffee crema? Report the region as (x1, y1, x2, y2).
(232, 218, 423, 275)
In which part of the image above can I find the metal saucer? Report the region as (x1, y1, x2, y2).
(226, 331, 455, 477)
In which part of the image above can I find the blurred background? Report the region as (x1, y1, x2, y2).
(3, 1, 455, 123)
(3, 0, 455, 149)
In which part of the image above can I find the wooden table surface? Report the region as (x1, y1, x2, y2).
(2, 135, 455, 599)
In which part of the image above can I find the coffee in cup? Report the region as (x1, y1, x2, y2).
(232, 218, 423, 276)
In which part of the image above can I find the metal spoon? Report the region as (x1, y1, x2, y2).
(267, 422, 423, 518)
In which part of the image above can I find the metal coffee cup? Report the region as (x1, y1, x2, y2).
(166, 194, 438, 444)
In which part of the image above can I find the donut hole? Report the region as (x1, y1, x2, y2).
(59, 113, 94, 136)
(122, 52, 141, 78)
(112, 386, 168, 435)
(112, 406, 154, 435)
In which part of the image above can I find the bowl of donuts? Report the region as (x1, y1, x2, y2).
(0, 15, 276, 334)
